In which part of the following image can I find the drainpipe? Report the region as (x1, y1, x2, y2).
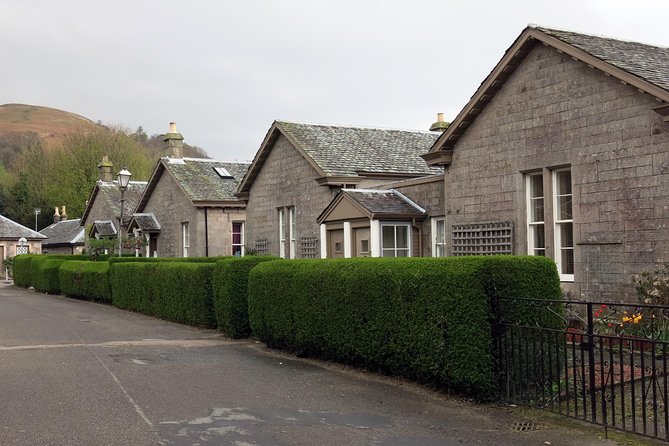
(204, 208, 209, 257)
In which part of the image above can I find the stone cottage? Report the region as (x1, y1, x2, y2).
(422, 25, 669, 301)
(130, 123, 250, 257)
(0, 214, 46, 259)
(237, 120, 442, 258)
(40, 207, 85, 254)
(80, 156, 148, 249)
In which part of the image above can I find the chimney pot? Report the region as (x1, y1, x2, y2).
(54, 206, 60, 224)
(169, 122, 177, 133)
(429, 112, 450, 133)
(60, 206, 67, 221)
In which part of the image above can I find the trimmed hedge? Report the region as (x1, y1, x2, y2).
(213, 256, 278, 338)
(13, 254, 37, 288)
(31, 257, 67, 294)
(59, 261, 112, 303)
(248, 256, 562, 400)
(110, 262, 216, 327)
(108, 256, 225, 264)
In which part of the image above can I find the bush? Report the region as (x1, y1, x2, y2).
(110, 262, 216, 327)
(31, 257, 66, 294)
(13, 254, 37, 288)
(59, 261, 112, 303)
(248, 256, 562, 400)
(213, 256, 278, 338)
(108, 256, 225, 265)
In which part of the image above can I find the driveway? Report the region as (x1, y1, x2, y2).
(0, 283, 638, 445)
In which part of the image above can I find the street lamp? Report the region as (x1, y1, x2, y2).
(117, 166, 132, 257)
(33, 208, 41, 232)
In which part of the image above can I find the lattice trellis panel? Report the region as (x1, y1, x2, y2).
(452, 221, 513, 256)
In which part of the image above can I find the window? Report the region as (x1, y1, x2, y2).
(334, 241, 343, 254)
(526, 173, 546, 257)
(554, 169, 574, 281)
(525, 169, 575, 282)
(213, 167, 233, 178)
(360, 239, 369, 255)
(182, 222, 189, 257)
(278, 208, 285, 258)
(289, 207, 296, 259)
(431, 218, 446, 257)
(232, 222, 244, 256)
(16, 245, 29, 255)
(381, 224, 410, 257)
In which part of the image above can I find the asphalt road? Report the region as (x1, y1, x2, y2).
(0, 283, 626, 446)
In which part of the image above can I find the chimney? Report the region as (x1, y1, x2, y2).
(60, 206, 67, 221)
(163, 121, 184, 158)
(429, 112, 450, 132)
(97, 155, 114, 182)
(53, 206, 60, 224)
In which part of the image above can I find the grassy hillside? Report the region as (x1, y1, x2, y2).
(0, 103, 98, 149)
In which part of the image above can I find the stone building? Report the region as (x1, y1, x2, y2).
(130, 123, 249, 257)
(422, 25, 669, 301)
(237, 120, 441, 258)
(80, 156, 148, 250)
(40, 207, 84, 255)
(0, 215, 46, 258)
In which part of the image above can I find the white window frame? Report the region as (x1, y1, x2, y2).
(526, 173, 546, 257)
(431, 217, 446, 257)
(289, 207, 296, 259)
(232, 222, 244, 256)
(278, 208, 286, 258)
(381, 223, 411, 257)
(553, 168, 574, 282)
(182, 222, 189, 257)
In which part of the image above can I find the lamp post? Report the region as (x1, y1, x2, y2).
(33, 208, 41, 232)
(117, 166, 132, 257)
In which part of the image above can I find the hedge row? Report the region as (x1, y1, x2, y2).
(248, 256, 562, 400)
(212, 256, 278, 338)
(108, 256, 224, 264)
(110, 262, 216, 328)
(59, 261, 112, 303)
(13, 254, 37, 288)
(31, 257, 67, 294)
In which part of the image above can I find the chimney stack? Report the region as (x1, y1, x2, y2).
(60, 206, 67, 221)
(53, 206, 60, 224)
(97, 155, 114, 182)
(429, 112, 450, 132)
(163, 121, 184, 158)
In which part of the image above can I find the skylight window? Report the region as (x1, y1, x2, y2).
(213, 167, 233, 178)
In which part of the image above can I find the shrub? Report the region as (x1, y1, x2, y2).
(31, 257, 66, 294)
(59, 261, 112, 303)
(110, 262, 216, 327)
(108, 256, 225, 265)
(213, 256, 278, 338)
(248, 256, 562, 400)
(13, 254, 37, 288)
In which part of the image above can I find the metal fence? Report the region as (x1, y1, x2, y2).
(495, 297, 669, 441)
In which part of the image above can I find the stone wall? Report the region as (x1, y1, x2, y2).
(442, 43, 669, 301)
(245, 134, 338, 258)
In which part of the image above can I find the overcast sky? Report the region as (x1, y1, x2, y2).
(2, 1, 668, 161)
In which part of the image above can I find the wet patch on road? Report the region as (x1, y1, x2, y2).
(159, 407, 394, 445)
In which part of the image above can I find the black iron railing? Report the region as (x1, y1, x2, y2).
(495, 297, 669, 441)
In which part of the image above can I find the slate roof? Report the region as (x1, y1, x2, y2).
(82, 180, 148, 226)
(0, 215, 46, 240)
(427, 25, 669, 157)
(344, 189, 426, 216)
(40, 218, 84, 246)
(129, 213, 161, 232)
(163, 158, 250, 202)
(278, 121, 441, 176)
(536, 26, 669, 92)
(91, 221, 117, 237)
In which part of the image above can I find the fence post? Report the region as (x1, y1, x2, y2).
(586, 302, 597, 422)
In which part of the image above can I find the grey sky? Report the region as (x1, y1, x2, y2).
(2, 1, 668, 162)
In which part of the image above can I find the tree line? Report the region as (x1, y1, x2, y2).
(0, 125, 208, 230)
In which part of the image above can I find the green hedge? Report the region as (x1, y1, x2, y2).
(108, 256, 225, 264)
(110, 262, 216, 327)
(59, 261, 112, 303)
(13, 254, 37, 288)
(213, 256, 278, 338)
(31, 257, 67, 294)
(248, 256, 562, 400)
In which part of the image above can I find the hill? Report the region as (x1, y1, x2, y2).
(0, 103, 98, 150)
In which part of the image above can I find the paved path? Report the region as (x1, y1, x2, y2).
(0, 283, 640, 445)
